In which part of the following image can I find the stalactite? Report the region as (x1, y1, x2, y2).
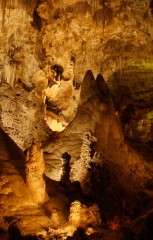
(4, 63, 16, 87)
(0, 0, 38, 33)
(86, 0, 98, 14)
(0, 0, 38, 17)
(74, 1, 91, 15)
(93, 5, 113, 30)
(1, 0, 6, 30)
(119, 55, 123, 75)
(0, 0, 54, 32)
(0, 0, 40, 87)
(83, 0, 114, 30)
(23, 0, 38, 12)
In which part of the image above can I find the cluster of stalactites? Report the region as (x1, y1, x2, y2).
(0, 0, 37, 13)
(0, 0, 38, 33)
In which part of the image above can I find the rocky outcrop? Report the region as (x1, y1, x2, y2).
(0, 128, 36, 215)
(0, 83, 51, 150)
(44, 69, 153, 189)
(48, 200, 101, 238)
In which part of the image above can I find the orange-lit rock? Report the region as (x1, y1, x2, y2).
(25, 142, 48, 205)
(1, 0, 153, 239)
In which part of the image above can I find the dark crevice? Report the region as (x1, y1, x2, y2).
(0, 128, 26, 180)
(32, 9, 42, 31)
(150, 0, 153, 14)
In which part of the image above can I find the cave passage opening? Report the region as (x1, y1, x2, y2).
(108, 63, 153, 157)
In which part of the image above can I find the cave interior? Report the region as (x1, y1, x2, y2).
(1, 0, 153, 239)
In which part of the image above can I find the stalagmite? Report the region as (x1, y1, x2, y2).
(25, 142, 47, 205)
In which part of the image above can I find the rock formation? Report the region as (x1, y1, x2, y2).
(25, 142, 47, 205)
(1, 0, 153, 239)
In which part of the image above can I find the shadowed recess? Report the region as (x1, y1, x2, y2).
(0, 128, 26, 179)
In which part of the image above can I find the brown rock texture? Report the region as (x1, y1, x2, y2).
(25, 142, 47, 205)
(1, 0, 153, 239)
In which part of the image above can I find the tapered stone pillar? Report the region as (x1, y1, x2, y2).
(25, 142, 47, 204)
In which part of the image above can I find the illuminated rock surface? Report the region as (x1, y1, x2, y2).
(0, 0, 153, 239)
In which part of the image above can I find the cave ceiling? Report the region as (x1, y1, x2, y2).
(0, 0, 153, 147)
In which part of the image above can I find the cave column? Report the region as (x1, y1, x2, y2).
(25, 142, 47, 205)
